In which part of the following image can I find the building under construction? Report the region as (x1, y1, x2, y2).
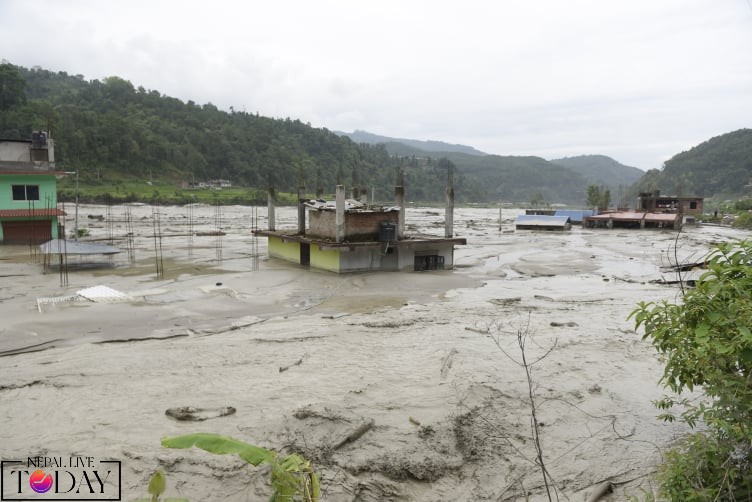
(254, 177, 466, 273)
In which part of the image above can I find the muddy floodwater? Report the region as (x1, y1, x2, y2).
(0, 204, 744, 501)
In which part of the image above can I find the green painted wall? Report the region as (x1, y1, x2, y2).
(268, 236, 301, 264)
(0, 174, 57, 209)
(310, 245, 341, 273)
(0, 174, 59, 242)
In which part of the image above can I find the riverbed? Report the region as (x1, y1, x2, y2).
(0, 204, 741, 501)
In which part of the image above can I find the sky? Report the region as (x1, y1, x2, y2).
(1, 0, 751, 171)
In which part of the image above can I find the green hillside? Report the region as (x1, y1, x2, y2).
(631, 129, 752, 200)
(0, 62, 642, 206)
(550, 155, 644, 188)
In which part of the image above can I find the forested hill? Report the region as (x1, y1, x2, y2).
(2, 65, 402, 199)
(340, 131, 645, 204)
(336, 130, 487, 156)
(550, 155, 644, 188)
(1, 62, 640, 205)
(631, 129, 752, 199)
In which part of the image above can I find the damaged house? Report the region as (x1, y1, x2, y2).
(254, 184, 466, 273)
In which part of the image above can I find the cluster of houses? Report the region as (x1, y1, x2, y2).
(517, 192, 704, 231)
(0, 131, 707, 274)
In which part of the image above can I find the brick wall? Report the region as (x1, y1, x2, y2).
(308, 210, 399, 241)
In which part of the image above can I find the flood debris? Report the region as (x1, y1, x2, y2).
(586, 480, 614, 502)
(332, 419, 375, 450)
(36, 285, 131, 312)
(489, 297, 522, 305)
(0, 380, 45, 391)
(661, 260, 707, 272)
(650, 278, 697, 287)
(165, 406, 236, 421)
(346, 450, 463, 482)
(440, 348, 459, 380)
(77, 285, 132, 303)
(279, 355, 306, 373)
(293, 405, 346, 421)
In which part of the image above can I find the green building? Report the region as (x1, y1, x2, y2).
(0, 132, 65, 244)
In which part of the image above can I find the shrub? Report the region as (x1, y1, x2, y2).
(731, 211, 752, 229)
(632, 240, 752, 500)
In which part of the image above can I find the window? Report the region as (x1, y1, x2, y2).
(11, 185, 40, 201)
(689, 201, 697, 209)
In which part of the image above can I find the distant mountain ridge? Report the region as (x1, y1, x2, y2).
(336, 130, 487, 156)
(336, 130, 644, 204)
(632, 128, 752, 199)
(550, 155, 644, 188)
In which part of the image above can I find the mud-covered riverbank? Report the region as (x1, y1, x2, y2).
(0, 204, 741, 500)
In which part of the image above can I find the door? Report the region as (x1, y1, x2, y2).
(1, 220, 53, 244)
(300, 243, 310, 266)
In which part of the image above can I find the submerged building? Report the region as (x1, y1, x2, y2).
(583, 211, 681, 229)
(254, 184, 466, 273)
(0, 132, 65, 244)
(636, 190, 703, 216)
(515, 214, 572, 231)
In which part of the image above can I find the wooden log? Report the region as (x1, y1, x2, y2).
(586, 481, 613, 502)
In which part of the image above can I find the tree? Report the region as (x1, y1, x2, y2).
(529, 192, 545, 208)
(0, 63, 26, 111)
(631, 240, 752, 500)
(586, 184, 610, 211)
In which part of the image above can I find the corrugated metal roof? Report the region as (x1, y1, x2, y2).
(77, 285, 131, 303)
(0, 208, 66, 217)
(586, 211, 681, 223)
(586, 211, 645, 221)
(553, 209, 595, 222)
(39, 239, 121, 255)
(515, 215, 571, 226)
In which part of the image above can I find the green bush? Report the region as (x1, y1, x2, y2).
(658, 433, 751, 501)
(732, 211, 752, 229)
(632, 240, 752, 500)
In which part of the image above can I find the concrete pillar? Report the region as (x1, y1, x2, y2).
(395, 185, 405, 240)
(267, 187, 276, 231)
(498, 194, 503, 231)
(445, 164, 454, 238)
(336, 184, 345, 243)
(297, 186, 306, 235)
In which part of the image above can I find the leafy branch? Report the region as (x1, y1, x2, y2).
(161, 433, 320, 502)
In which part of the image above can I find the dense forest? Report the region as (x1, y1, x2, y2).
(631, 129, 752, 200)
(0, 64, 405, 201)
